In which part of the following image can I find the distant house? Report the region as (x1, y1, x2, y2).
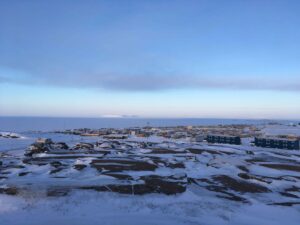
(254, 137, 300, 150)
(172, 132, 188, 139)
(74, 142, 94, 150)
(206, 134, 241, 145)
(103, 134, 128, 139)
(195, 135, 205, 142)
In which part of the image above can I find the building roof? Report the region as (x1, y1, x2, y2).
(207, 134, 240, 138)
(256, 136, 299, 142)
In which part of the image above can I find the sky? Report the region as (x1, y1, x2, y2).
(0, 0, 300, 119)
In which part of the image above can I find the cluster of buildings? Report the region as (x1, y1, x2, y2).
(56, 125, 300, 150)
(58, 124, 257, 139)
(204, 134, 299, 150)
(206, 134, 241, 145)
(254, 137, 300, 150)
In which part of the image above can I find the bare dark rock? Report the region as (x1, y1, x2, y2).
(246, 151, 254, 155)
(279, 192, 299, 199)
(91, 159, 157, 172)
(103, 173, 134, 180)
(268, 202, 300, 207)
(237, 165, 249, 173)
(213, 175, 271, 193)
(216, 193, 248, 203)
(50, 168, 64, 174)
(285, 186, 300, 192)
(0, 187, 18, 195)
(188, 148, 221, 155)
(50, 161, 63, 168)
(238, 173, 272, 184)
(260, 164, 300, 172)
(140, 175, 187, 195)
(246, 157, 298, 164)
(53, 142, 69, 149)
(147, 148, 187, 154)
(18, 172, 30, 176)
(73, 164, 87, 170)
(25, 142, 50, 156)
(80, 175, 186, 195)
(47, 188, 70, 197)
(74, 142, 94, 150)
(166, 162, 185, 169)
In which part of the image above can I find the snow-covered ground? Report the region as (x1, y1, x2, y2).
(262, 124, 300, 136)
(1, 189, 299, 225)
(1, 124, 300, 225)
(0, 132, 100, 153)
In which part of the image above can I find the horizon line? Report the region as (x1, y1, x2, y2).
(0, 115, 299, 121)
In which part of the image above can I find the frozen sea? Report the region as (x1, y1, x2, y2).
(0, 116, 285, 132)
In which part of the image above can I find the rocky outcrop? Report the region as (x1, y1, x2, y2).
(25, 139, 69, 156)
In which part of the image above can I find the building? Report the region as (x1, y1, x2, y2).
(206, 134, 241, 145)
(254, 137, 300, 150)
(195, 135, 205, 142)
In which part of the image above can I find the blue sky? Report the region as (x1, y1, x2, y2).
(0, 0, 300, 119)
